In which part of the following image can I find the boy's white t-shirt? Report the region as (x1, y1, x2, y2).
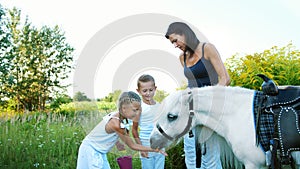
(139, 102, 160, 140)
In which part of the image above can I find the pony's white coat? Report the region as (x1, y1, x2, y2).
(150, 86, 300, 169)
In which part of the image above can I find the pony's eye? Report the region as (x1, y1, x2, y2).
(167, 113, 178, 122)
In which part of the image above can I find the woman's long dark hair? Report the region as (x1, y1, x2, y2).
(165, 22, 200, 55)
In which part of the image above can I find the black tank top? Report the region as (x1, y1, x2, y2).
(183, 43, 218, 88)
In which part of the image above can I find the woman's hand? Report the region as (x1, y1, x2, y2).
(141, 151, 149, 158)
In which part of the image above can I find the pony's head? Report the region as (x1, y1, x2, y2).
(150, 89, 194, 149)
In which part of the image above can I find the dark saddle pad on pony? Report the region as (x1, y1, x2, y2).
(254, 86, 300, 158)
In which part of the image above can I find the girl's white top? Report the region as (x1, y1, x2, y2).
(82, 112, 120, 153)
(139, 102, 160, 140)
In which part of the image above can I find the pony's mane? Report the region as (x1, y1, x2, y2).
(191, 85, 253, 96)
(155, 86, 253, 122)
(193, 126, 244, 169)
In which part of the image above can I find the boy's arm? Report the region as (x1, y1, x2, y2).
(132, 121, 142, 144)
(132, 111, 150, 157)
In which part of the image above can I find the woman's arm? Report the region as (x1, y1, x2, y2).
(204, 43, 230, 86)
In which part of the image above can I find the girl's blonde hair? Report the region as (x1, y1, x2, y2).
(117, 91, 141, 111)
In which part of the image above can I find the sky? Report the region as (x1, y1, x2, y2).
(1, 0, 300, 99)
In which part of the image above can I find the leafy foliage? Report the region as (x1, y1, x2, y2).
(100, 90, 122, 102)
(0, 7, 74, 112)
(225, 42, 300, 89)
(176, 81, 188, 90)
(55, 101, 116, 118)
(154, 89, 169, 103)
(97, 101, 117, 112)
(73, 92, 91, 102)
(50, 94, 72, 110)
(0, 5, 12, 100)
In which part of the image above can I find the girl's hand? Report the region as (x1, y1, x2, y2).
(116, 140, 125, 151)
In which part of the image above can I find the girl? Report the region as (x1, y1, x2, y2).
(77, 91, 166, 169)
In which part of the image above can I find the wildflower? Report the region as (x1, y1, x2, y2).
(33, 163, 39, 167)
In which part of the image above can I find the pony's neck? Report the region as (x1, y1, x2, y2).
(191, 86, 253, 136)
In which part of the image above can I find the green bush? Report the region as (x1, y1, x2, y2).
(97, 101, 117, 112)
(56, 101, 100, 117)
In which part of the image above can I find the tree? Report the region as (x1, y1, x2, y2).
(101, 90, 122, 102)
(73, 92, 91, 102)
(50, 93, 72, 110)
(225, 42, 300, 90)
(0, 5, 12, 104)
(1, 7, 74, 111)
(0, 5, 10, 55)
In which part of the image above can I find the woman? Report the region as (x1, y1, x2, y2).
(165, 22, 230, 169)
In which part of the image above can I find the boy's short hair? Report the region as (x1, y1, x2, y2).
(137, 74, 155, 88)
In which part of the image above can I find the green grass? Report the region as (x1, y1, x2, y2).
(0, 103, 185, 169)
(0, 112, 85, 169)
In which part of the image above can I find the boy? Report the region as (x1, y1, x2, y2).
(132, 74, 165, 169)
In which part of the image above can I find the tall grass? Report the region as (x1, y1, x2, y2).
(0, 101, 185, 169)
(0, 112, 85, 169)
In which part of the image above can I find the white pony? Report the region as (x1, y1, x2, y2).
(150, 86, 300, 169)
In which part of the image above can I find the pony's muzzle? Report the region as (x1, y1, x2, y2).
(150, 133, 168, 149)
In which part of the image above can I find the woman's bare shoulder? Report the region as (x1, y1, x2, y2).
(203, 42, 215, 50)
(203, 42, 219, 60)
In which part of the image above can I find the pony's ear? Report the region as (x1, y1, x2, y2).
(187, 90, 193, 103)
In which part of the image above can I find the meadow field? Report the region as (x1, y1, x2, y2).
(0, 101, 184, 169)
